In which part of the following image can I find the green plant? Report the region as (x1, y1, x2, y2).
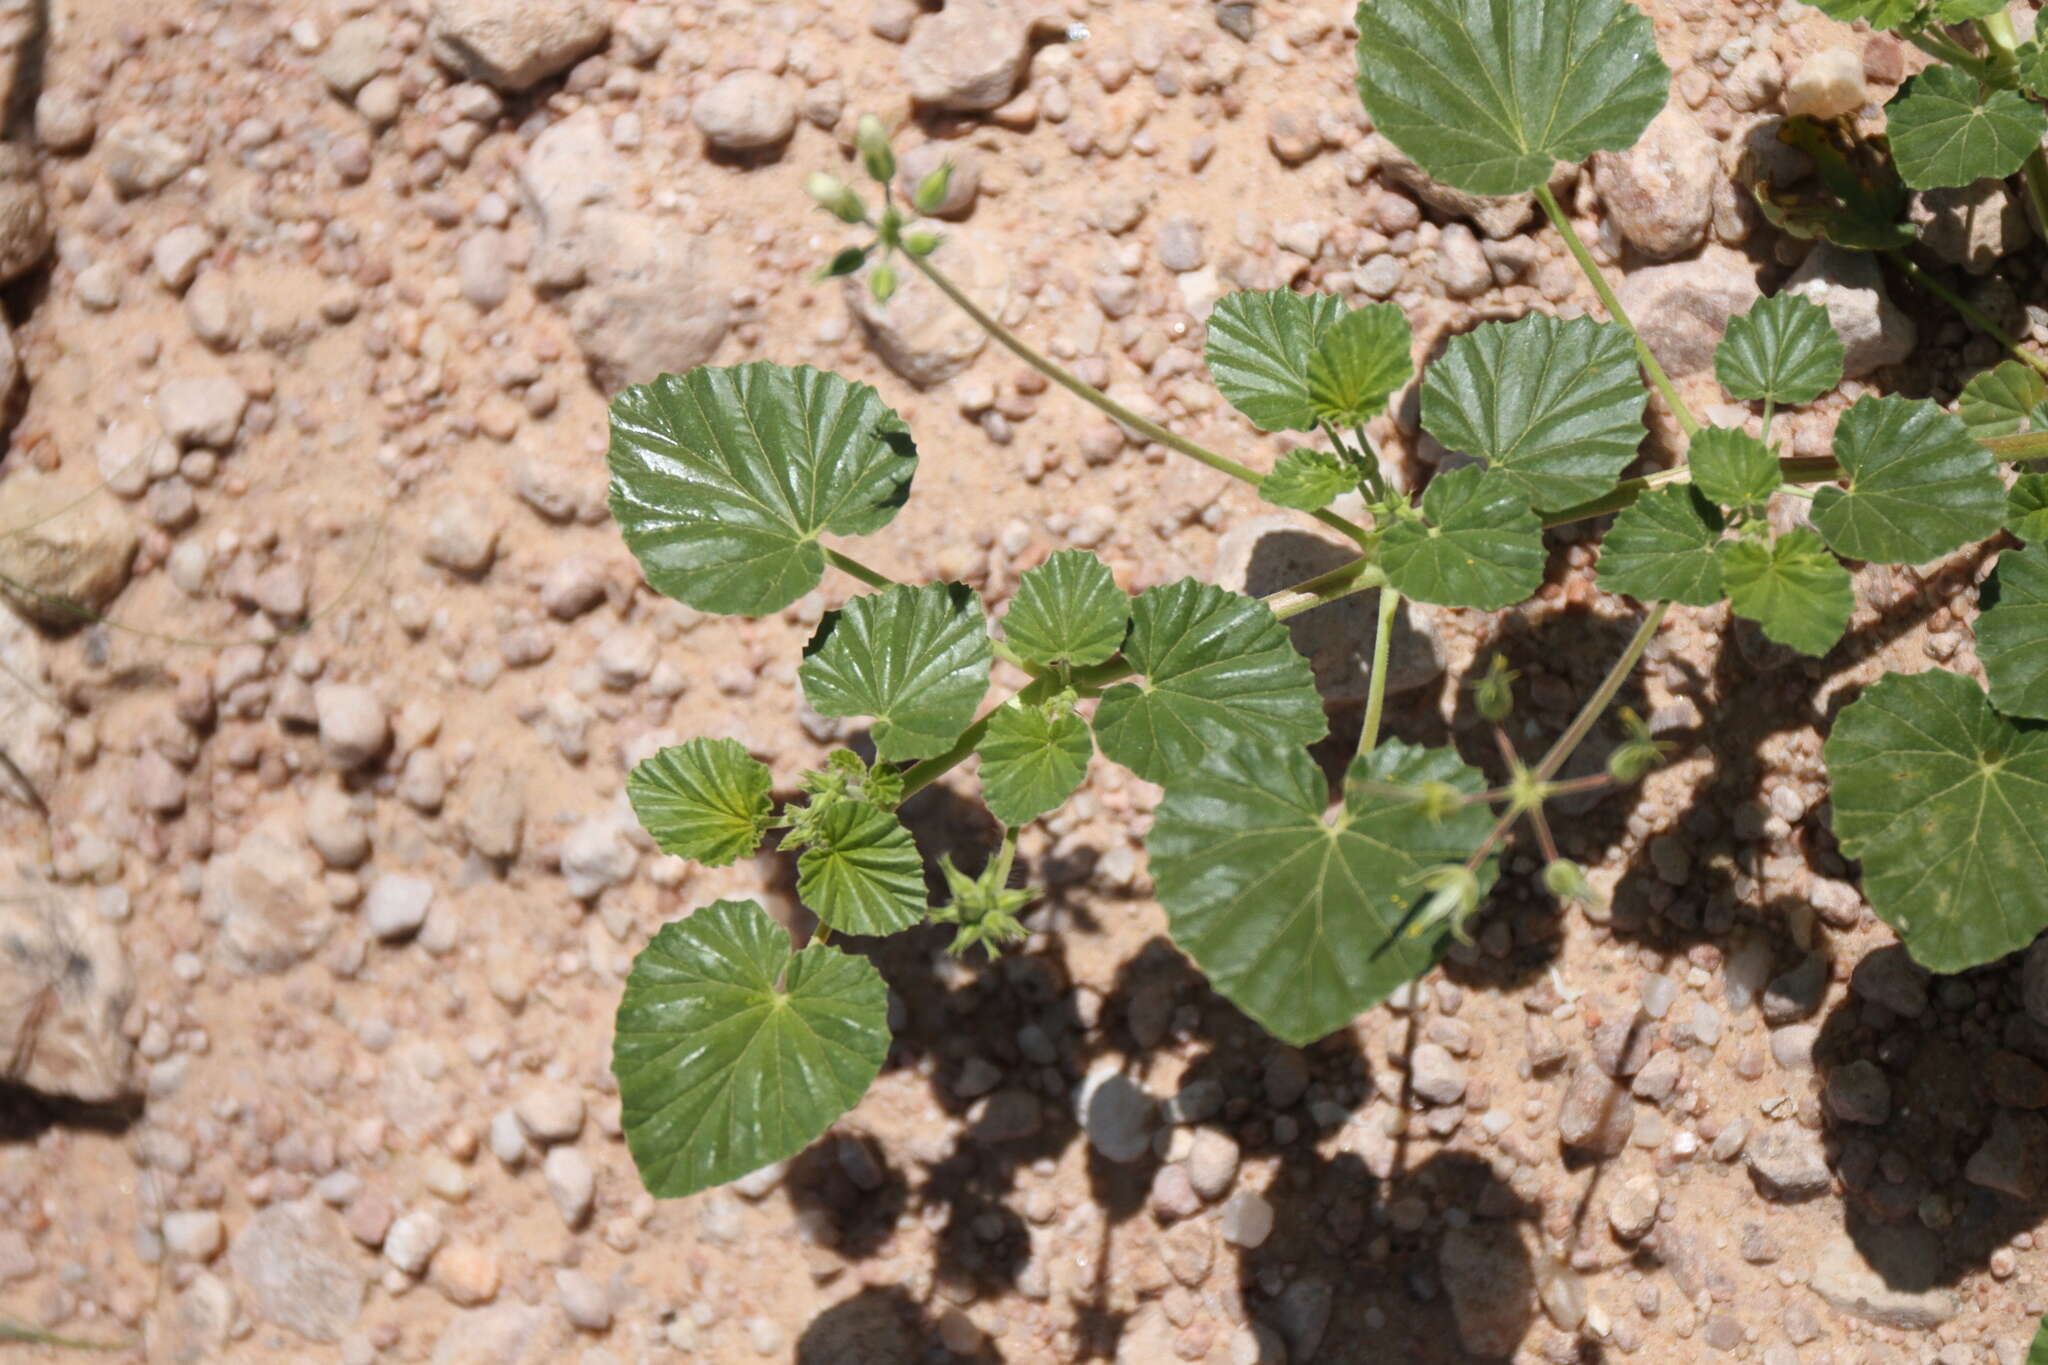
(602, 0, 2048, 1199)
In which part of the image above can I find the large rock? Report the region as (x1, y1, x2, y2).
(1593, 104, 1717, 261)
(902, 0, 1040, 112)
(1615, 244, 1761, 378)
(0, 872, 135, 1103)
(1808, 1229, 1957, 1330)
(1438, 1222, 1538, 1358)
(227, 1200, 366, 1342)
(0, 469, 139, 628)
(845, 229, 1008, 387)
(1745, 1122, 1832, 1201)
(0, 143, 51, 285)
(1211, 516, 1443, 705)
(200, 820, 334, 974)
(691, 70, 798, 153)
(427, 0, 608, 92)
(1785, 244, 1915, 378)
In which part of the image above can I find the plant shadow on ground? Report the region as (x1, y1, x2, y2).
(0, 1080, 138, 1144)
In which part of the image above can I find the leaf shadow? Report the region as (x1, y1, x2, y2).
(795, 1284, 1007, 1364)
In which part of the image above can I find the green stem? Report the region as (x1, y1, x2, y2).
(1533, 603, 1668, 784)
(1976, 13, 2048, 244)
(824, 546, 895, 589)
(1885, 249, 2048, 379)
(1265, 556, 1385, 620)
(1359, 586, 1401, 758)
(904, 251, 1373, 549)
(1986, 430, 2048, 461)
(1908, 27, 1999, 83)
(1535, 184, 1699, 436)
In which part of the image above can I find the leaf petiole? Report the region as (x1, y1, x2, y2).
(1359, 586, 1402, 758)
(824, 546, 897, 590)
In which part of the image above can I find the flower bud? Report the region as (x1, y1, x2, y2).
(869, 263, 898, 303)
(912, 162, 955, 215)
(901, 229, 942, 258)
(1542, 859, 1591, 901)
(1474, 654, 1516, 724)
(805, 172, 866, 224)
(856, 114, 895, 183)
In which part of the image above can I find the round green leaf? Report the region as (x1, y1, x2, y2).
(1305, 303, 1414, 428)
(1719, 530, 1853, 657)
(1597, 485, 1726, 607)
(2011, 474, 2048, 543)
(612, 899, 890, 1199)
(1812, 396, 2006, 565)
(1714, 295, 1844, 407)
(1957, 361, 2047, 441)
(607, 363, 917, 616)
(1422, 313, 1649, 511)
(1826, 671, 2048, 973)
(977, 699, 1093, 826)
(800, 582, 993, 763)
(1148, 738, 1498, 1047)
(794, 801, 928, 936)
(999, 550, 1129, 669)
(1260, 448, 1355, 512)
(1379, 467, 1546, 610)
(1205, 290, 1350, 433)
(1887, 65, 2048, 192)
(1354, 0, 1671, 197)
(1688, 427, 1783, 510)
(1980, 542, 2048, 721)
(1093, 579, 1327, 785)
(626, 739, 775, 868)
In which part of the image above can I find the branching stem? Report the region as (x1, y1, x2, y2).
(1885, 249, 2048, 379)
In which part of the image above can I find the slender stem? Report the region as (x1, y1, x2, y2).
(1533, 603, 1668, 784)
(1535, 184, 1699, 436)
(1908, 28, 1999, 83)
(1985, 431, 2048, 461)
(824, 546, 895, 589)
(1265, 556, 1385, 620)
(1761, 398, 1777, 450)
(905, 251, 1373, 549)
(1886, 249, 2048, 379)
(1359, 586, 1401, 759)
(814, 923, 833, 945)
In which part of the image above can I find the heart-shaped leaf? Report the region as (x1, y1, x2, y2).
(608, 364, 917, 617)
(1826, 670, 2048, 973)
(1093, 579, 1327, 785)
(792, 801, 928, 935)
(1354, 0, 1671, 197)
(1422, 313, 1648, 511)
(1887, 64, 2048, 191)
(1597, 485, 1726, 606)
(1958, 361, 2046, 440)
(613, 899, 891, 1198)
(1379, 467, 1546, 609)
(1261, 448, 1356, 511)
(800, 582, 992, 762)
(1715, 294, 1844, 407)
(2012, 474, 2048, 542)
(1812, 396, 2006, 565)
(627, 739, 775, 868)
(1689, 427, 1783, 510)
(1205, 290, 1349, 433)
(1980, 542, 2048, 721)
(1306, 303, 1414, 427)
(977, 697, 1094, 826)
(1148, 738, 1497, 1046)
(1719, 530, 1853, 656)
(999, 550, 1129, 670)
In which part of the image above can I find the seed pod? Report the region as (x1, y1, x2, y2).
(856, 114, 895, 184)
(805, 172, 867, 224)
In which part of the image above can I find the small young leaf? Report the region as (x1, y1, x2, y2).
(1826, 670, 2048, 973)
(1886, 65, 2048, 191)
(800, 582, 992, 762)
(2012, 474, 2048, 542)
(1093, 579, 1327, 785)
(1353, 0, 1670, 197)
(1597, 485, 1726, 607)
(1305, 303, 1414, 427)
(1688, 427, 1783, 510)
(1811, 396, 2006, 565)
(1378, 467, 1546, 610)
(608, 364, 917, 617)
(999, 550, 1129, 669)
(2020, 39, 2048, 100)
(1205, 290, 1349, 433)
(1260, 448, 1355, 511)
(816, 245, 874, 280)
(1422, 313, 1649, 511)
(1714, 294, 1845, 407)
(977, 699, 1094, 826)
(613, 899, 890, 1198)
(1719, 530, 1854, 657)
(793, 801, 928, 935)
(1148, 738, 1497, 1047)
(1979, 542, 2048, 720)
(626, 739, 775, 868)
(1957, 360, 2048, 440)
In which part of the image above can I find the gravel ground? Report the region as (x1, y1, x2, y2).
(4, 0, 2048, 1362)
